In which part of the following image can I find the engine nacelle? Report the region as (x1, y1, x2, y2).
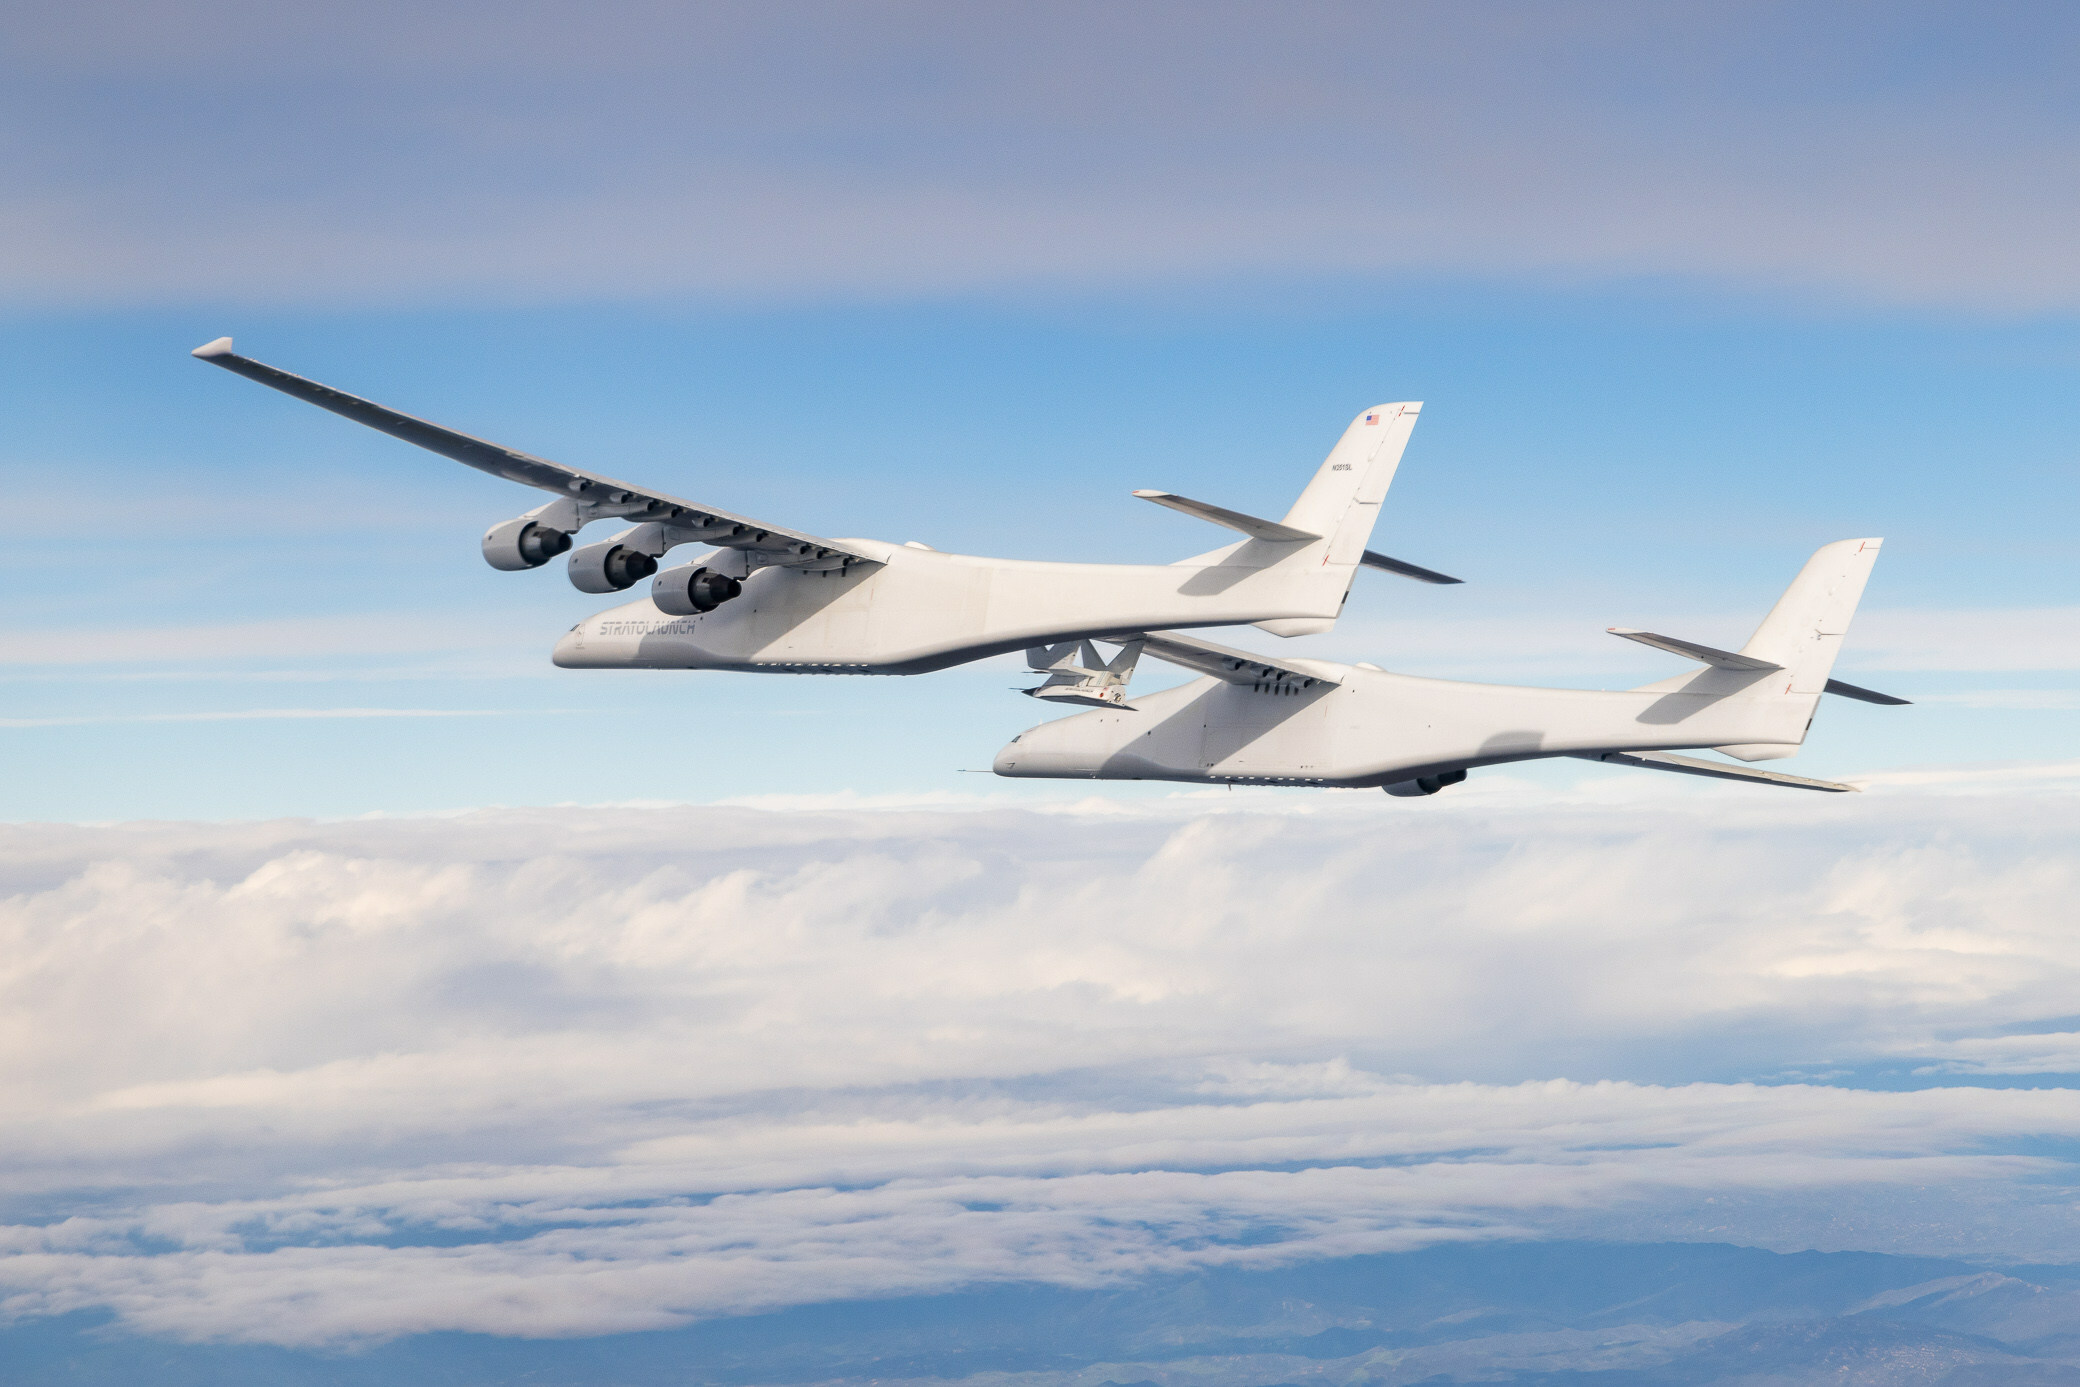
(652, 564, 743, 616)
(482, 518, 574, 571)
(1383, 768, 1467, 798)
(567, 540, 661, 593)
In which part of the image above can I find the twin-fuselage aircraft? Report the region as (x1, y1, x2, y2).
(194, 339, 1902, 796)
(192, 338, 1452, 675)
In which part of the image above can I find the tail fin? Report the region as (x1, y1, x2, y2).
(1253, 401, 1421, 636)
(1710, 538, 1883, 762)
(1621, 539, 1887, 762)
(1739, 538, 1884, 694)
(1281, 402, 1421, 562)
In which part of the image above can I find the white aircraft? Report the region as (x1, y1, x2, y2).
(995, 539, 1905, 795)
(192, 339, 1458, 674)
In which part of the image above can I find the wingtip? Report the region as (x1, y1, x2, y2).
(191, 336, 235, 359)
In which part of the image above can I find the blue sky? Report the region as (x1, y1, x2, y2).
(5, 4, 2080, 1378)
(5, 289, 2076, 818)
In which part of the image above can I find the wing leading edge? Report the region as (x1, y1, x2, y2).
(190, 337, 879, 570)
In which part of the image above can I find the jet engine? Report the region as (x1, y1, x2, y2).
(652, 564, 743, 616)
(1383, 768, 1467, 797)
(567, 539, 660, 593)
(481, 517, 574, 571)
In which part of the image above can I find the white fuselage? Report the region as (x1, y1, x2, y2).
(993, 664, 1814, 787)
(553, 540, 1348, 675)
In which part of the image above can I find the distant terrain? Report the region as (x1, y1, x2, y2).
(16, 1240, 2080, 1386)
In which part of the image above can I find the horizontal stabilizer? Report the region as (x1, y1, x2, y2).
(1138, 631, 1341, 689)
(1132, 491, 1318, 542)
(1572, 749, 1856, 793)
(1608, 628, 1781, 672)
(1361, 550, 1463, 585)
(1824, 677, 1911, 706)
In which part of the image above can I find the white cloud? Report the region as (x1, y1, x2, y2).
(1912, 1032, 2080, 1076)
(3, 790, 2080, 1345)
(1854, 608, 2080, 673)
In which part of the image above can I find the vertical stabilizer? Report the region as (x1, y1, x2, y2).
(1739, 538, 1884, 695)
(1254, 401, 1421, 636)
(1281, 402, 1421, 563)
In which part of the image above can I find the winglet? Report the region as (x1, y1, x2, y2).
(191, 336, 236, 359)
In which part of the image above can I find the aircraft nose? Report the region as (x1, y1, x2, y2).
(993, 727, 1093, 778)
(551, 623, 590, 668)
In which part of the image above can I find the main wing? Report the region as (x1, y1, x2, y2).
(191, 338, 879, 571)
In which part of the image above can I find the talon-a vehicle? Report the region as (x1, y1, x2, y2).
(996, 539, 1904, 795)
(193, 339, 1457, 675)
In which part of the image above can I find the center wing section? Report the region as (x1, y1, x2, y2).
(191, 337, 880, 571)
(1138, 631, 1343, 690)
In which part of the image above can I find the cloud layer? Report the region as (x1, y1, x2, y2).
(4, 1, 2078, 308)
(5, 782, 2080, 1345)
